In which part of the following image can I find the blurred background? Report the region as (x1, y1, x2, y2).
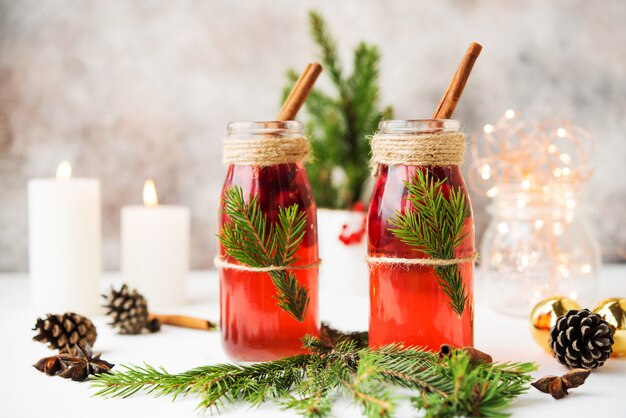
(1, 0, 625, 271)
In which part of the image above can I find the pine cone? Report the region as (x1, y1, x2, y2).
(102, 284, 160, 334)
(33, 313, 97, 351)
(549, 309, 614, 369)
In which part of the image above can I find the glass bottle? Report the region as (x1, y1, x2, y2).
(480, 185, 600, 316)
(218, 121, 319, 362)
(368, 119, 474, 350)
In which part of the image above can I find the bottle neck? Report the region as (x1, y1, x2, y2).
(226, 121, 304, 139)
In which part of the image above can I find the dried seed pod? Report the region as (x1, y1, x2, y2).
(531, 369, 591, 399)
(33, 354, 70, 376)
(58, 344, 114, 382)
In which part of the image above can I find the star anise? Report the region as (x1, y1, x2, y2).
(531, 368, 591, 399)
(58, 344, 114, 382)
(33, 353, 71, 376)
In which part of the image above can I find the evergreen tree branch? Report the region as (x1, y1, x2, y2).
(92, 337, 536, 417)
(309, 11, 343, 90)
(218, 185, 310, 321)
(282, 11, 393, 208)
(388, 170, 470, 315)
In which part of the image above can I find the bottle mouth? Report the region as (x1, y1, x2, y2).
(378, 119, 460, 134)
(227, 120, 303, 136)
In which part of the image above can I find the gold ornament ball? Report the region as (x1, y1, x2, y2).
(530, 296, 581, 353)
(593, 298, 626, 357)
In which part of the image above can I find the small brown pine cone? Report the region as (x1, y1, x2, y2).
(33, 313, 97, 351)
(549, 309, 614, 370)
(102, 284, 160, 334)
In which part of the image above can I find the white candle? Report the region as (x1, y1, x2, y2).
(121, 180, 189, 309)
(28, 161, 101, 315)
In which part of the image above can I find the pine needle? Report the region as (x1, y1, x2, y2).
(388, 170, 470, 316)
(218, 185, 310, 321)
(282, 11, 393, 208)
(91, 337, 536, 418)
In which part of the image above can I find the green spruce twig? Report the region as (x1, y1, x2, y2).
(282, 11, 393, 208)
(91, 337, 536, 418)
(218, 185, 309, 321)
(388, 170, 470, 316)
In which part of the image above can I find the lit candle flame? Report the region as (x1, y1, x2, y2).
(143, 179, 159, 207)
(56, 161, 72, 180)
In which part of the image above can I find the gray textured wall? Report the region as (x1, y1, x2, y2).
(1, 0, 625, 271)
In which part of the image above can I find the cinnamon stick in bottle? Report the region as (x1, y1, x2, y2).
(433, 42, 482, 119)
(277, 63, 323, 120)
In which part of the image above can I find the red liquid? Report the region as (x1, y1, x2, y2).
(368, 164, 474, 350)
(219, 163, 319, 362)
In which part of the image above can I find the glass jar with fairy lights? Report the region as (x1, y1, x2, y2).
(472, 113, 601, 316)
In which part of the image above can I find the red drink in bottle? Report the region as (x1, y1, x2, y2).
(368, 120, 474, 350)
(218, 121, 319, 362)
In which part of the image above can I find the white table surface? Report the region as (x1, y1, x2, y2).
(1, 267, 625, 418)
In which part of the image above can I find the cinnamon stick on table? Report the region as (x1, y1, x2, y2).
(277, 63, 323, 121)
(148, 313, 216, 331)
(433, 42, 483, 119)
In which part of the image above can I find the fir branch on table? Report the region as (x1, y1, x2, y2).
(218, 185, 309, 321)
(388, 170, 470, 316)
(282, 11, 393, 209)
(91, 336, 536, 418)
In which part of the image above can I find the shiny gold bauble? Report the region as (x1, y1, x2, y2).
(593, 298, 626, 357)
(530, 296, 581, 353)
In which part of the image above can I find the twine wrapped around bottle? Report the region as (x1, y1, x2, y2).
(367, 251, 478, 269)
(214, 256, 321, 272)
(368, 130, 476, 269)
(223, 136, 310, 166)
(370, 132, 465, 174)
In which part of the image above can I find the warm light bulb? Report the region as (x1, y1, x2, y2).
(483, 124, 494, 134)
(534, 219, 544, 229)
(505, 109, 515, 119)
(56, 160, 72, 180)
(561, 167, 571, 176)
(521, 179, 531, 189)
(486, 186, 499, 197)
(548, 144, 557, 154)
(557, 127, 567, 138)
(559, 153, 571, 164)
(480, 164, 491, 180)
(143, 179, 159, 207)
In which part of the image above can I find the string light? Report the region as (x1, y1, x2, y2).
(480, 164, 491, 180)
(486, 186, 499, 197)
(471, 113, 614, 314)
